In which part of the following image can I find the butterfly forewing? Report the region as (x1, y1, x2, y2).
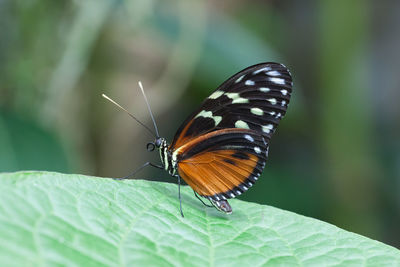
(170, 62, 292, 149)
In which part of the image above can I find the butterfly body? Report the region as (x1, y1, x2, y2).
(153, 62, 293, 214)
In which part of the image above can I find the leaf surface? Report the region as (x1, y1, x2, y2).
(0, 171, 399, 266)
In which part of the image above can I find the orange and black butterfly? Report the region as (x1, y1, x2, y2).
(103, 62, 293, 216)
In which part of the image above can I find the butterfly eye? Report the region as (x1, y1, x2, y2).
(146, 142, 155, 151)
(155, 138, 163, 148)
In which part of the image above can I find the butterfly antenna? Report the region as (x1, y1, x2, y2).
(102, 94, 157, 138)
(138, 81, 160, 138)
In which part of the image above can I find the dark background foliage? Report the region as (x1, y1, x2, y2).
(1, 0, 399, 248)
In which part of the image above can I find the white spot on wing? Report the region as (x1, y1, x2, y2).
(244, 134, 254, 142)
(195, 110, 212, 118)
(254, 146, 261, 154)
(225, 92, 249, 104)
(262, 136, 267, 145)
(267, 70, 280, 76)
(253, 66, 271, 74)
(250, 107, 263, 116)
(195, 110, 222, 126)
(233, 98, 249, 104)
(208, 90, 224, 99)
(230, 193, 235, 198)
(269, 111, 276, 116)
(235, 120, 249, 129)
(225, 92, 239, 99)
(259, 87, 270, 92)
(262, 124, 274, 133)
(269, 77, 285, 85)
(245, 80, 255, 86)
(235, 74, 245, 83)
(281, 89, 288, 95)
(281, 100, 286, 106)
(268, 98, 277, 105)
(236, 190, 241, 195)
(243, 185, 248, 190)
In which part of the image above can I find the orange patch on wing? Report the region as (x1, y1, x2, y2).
(178, 150, 258, 197)
(170, 119, 196, 149)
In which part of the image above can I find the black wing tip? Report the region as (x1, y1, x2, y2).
(246, 62, 292, 72)
(258, 61, 290, 69)
(229, 62, 293, 89)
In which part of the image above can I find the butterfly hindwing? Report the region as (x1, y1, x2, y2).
(175, 128, 268, 201)
(170, 62, 293, 149)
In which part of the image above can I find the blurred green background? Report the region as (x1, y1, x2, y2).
(1, 0, 399, 248)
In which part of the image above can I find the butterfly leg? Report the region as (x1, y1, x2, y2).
(114, 162, 163, 180)
(193, 191, 213, 208)
(176, 175, 184, 217)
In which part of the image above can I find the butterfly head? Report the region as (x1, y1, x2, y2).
(154, 137, 164, 148)
(146, 137, 165, 152)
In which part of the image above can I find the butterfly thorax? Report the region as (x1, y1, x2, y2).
(158, 138, 177, 176)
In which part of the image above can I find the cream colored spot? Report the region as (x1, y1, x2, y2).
(225, 92, 239, 99)
(281, 89, 288, 95)
(245, 80, 255, 86)
(259, 87, 270, 92)
(225, 92, 249, 104)
(268, 98, 277, 105)
(254, 146, 261, 154)
(208, 90, 224, 99)
(251, 107, 263, 116)
(253, 67, 271, 74)
(235, 75, 245, 83)
(235, 120, 249, 129)
(195, 110, 222, 125)
(244, 134, 254, 142)
(214, 116, 222, 125)
(267, 70, 280, 76)
(269, 77, 285, 85)
(262, 124, 274, 133)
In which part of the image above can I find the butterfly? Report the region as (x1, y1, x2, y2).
(103, 62, 293, 216)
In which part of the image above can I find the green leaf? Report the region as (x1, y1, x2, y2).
(0, 171, 399, 266)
